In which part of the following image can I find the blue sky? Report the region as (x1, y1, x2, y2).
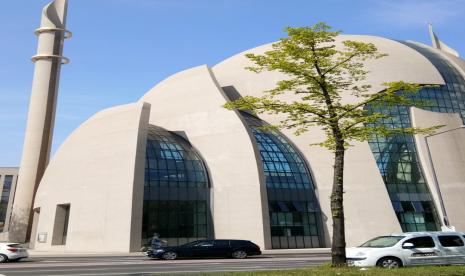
(1, 0, 464, 166)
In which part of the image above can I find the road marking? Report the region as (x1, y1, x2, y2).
(0, 260, 322, 271)
(1, 257, 329, 268)
(1, 260, 328, 269)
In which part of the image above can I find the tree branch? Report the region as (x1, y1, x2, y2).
(322, 53, 358, 76)
(335, 89, 392, 120)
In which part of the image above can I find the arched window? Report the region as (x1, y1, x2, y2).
(142, 126, 212, 246)
(242, 113, 324, 249)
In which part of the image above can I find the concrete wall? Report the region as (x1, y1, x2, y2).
(32, 102, 150, 252)
(140, 65, 271, 249)
(411, 108, 465, 231)
(212, 35, 446, 246)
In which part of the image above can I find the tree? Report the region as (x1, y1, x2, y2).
(223, 22, 439, 266)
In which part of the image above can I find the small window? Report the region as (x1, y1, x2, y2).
(51, 204, 70, 245)
(196, 240, 214, 247)
(403, 236, 435, 248)
(292, 202, 305, 212)
(269, 202, 279, 212)
(392, 201, 403, 212)
(438, 236, 464, 247)
(412, 202, 424, 212)
(401, 202, 415, 212)
(277, 202, 289, 212)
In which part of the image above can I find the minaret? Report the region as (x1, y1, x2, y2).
(428, 23, 460, 57)
(8, 0, 71, 242)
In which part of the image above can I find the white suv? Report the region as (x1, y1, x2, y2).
(0, 243, 28, 263)
(346, 231, 465, 268)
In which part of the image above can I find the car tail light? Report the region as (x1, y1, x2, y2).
(7, 244, 22, 253)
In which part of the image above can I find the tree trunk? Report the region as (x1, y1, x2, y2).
(331, 140, 346, 266)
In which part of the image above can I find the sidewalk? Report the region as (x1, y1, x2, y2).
(28, 248, 330, 258)
(263, 248, 330, 254)
(28, 251, 145, 258)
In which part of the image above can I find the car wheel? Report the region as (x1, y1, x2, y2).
(376, 257, 402, 269)
(0, 254, 8, 263)
(161, 251, 178, 260)
(231, 250, 247, 259)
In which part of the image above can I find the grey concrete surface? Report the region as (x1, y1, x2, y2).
(0, 253, 330, 276)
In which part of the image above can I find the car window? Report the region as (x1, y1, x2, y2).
(196, 240, 214, 247)
(403, 236, 435, 248)
(438, 236, 464, 247)
(214, 240, 230, 247)
(245, 241, 255, 246)
(359, 236, 404, 248)
(181, 241, 199, 247)
(231, 240, 248, 247)
(6, 244, 22, 248)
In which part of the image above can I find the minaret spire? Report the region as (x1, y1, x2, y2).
(8, 0, 71, 243)
(428, 23, 460, 57)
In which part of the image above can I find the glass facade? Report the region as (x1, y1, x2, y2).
(142, 126, 212, 246)
(242, 112, 324, 249)
(365, 42, 465, 232)
(0, 175, 13, 230)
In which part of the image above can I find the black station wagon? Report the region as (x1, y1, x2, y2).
(146, 239, 262, 260)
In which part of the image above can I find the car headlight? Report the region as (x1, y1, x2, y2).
(155, 249, 164, 252)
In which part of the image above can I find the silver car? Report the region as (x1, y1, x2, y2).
(346, 231, 465, 268)
(0, 243, 28, 263)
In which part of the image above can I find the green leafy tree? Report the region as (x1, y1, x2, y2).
(224, 22, 439, 266)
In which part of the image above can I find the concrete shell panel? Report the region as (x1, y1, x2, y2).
(411, 108, 465, 231)
(212, 35, 445, 101)
(140, 65, 271, 249)
(32, 102, 150, 252)
(444, 52, 465, 78)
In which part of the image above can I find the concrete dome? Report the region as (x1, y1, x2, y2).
(30, 35, 465, 253)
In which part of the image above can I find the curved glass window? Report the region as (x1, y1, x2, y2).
(0, 175, 13, 230)
(142, 126, 212, 246)
(242, 112, 324, 249)
(365, 41, 465, 232)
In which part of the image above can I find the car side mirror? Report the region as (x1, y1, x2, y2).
(402, 242, 414, 249)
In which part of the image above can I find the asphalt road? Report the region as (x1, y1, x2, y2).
(0, 254, 330, 276)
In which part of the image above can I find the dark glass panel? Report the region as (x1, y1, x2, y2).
(242, 113, 324, 248)
(0, 175, 13, 226)
(142, 126, 211, 246)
